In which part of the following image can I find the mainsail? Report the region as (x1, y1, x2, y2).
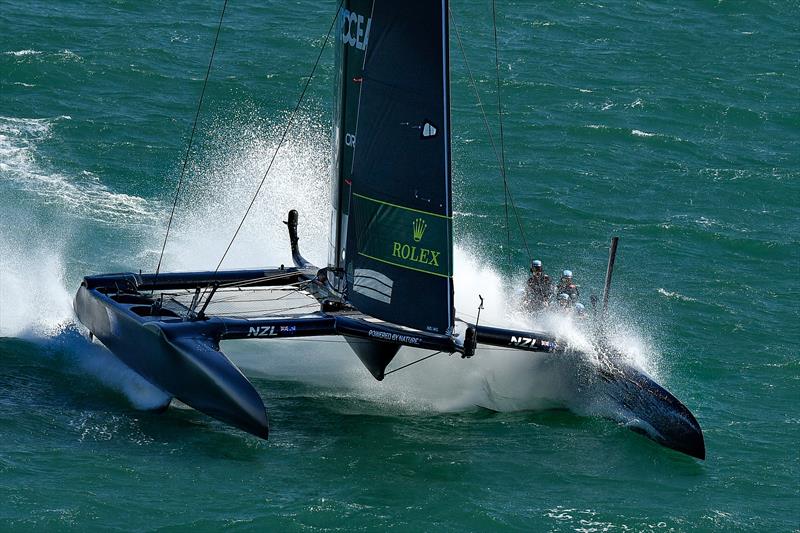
(330, 0, 454, 334)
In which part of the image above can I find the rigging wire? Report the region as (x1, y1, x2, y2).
(384, 351, 443, 376)
(210, 0, 344, 275)
(153, 0, 229, 288)
(492, 0, 511, 263)
(348, 0, 377, 176)
(450, 7, 533, 263)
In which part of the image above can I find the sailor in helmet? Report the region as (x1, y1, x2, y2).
(556, 269, 579, 300)
(524, 259, 552, 311)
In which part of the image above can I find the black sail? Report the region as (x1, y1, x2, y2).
(331, 0, 453, 334)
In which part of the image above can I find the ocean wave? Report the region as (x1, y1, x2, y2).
(657, 288, 697, 302)
(575, 123, 685, 144)
(2, 49, 82, 62)
(0, 115, 159, 226)
(630, 128, 686, 143)
(3, 49, 42, 56)
(56, 49, 83, 62)
(695, 216, 719, 228)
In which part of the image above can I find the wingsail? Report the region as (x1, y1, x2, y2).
(331, 0, 454, 334)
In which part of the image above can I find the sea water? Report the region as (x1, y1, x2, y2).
(1, 0, 798, 530)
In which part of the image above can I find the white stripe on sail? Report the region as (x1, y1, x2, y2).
(352, 268, 393, 304)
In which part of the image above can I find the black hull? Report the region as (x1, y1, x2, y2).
(74, 284, 269, 438)
(72, 264, 704, 459)
(600, 360, 705, 459)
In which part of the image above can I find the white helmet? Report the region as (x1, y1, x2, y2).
(558, 293, 569, 301)
(563, 270, 573, 278)
(575, 303, 586, 312)
(532, 259, 542, 268)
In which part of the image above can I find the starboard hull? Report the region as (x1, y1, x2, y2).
(599, 360, 705, 459)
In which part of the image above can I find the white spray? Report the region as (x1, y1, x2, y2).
(0, 116, 169, 409)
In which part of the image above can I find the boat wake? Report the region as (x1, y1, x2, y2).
(219, 243, 667, 433)
(0, 236, 170, 411)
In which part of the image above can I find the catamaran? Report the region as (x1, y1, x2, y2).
(73, 0, 705, 459)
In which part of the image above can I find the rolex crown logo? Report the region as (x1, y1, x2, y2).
(412, 218, 427, 242)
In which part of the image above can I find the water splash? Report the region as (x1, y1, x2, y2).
(154, 111, 331, 272)
(0, 116, 167, 409)
(0, 237, 170, 410)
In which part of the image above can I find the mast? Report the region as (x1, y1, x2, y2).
(330, 0, 454, 334)
(329, 1, 373, 283)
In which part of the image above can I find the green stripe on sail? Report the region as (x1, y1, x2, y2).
(358, 252, 451, 278)
(352, 193, 452, 219)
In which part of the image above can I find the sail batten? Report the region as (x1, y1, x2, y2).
(330, 0, 453, 334)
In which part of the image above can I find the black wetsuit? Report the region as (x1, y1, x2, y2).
(556, 278, 579, 300)
(525, 273, 552, 310)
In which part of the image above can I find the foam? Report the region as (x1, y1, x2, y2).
(0, 236, 170, 410)
(2, 49, 42, 56)
(658, 288, 697, 303)
(0, 116, 159, 227)
(631, 129, 656, 137)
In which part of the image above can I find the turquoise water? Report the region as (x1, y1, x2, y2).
(1, 0, 798, 530)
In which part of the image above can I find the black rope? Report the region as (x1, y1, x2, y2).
(211, 0, 344, 274)
(492, 0, 511, 263)
(153, 0, 229, 286)
(384, 351, 443, 376)
(450, 8, 532, 264)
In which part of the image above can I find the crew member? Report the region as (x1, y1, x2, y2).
(524, 259, 551, 311)
(542, 274, 552, 303)
(556, 270, 579, 300)
(566, 283, 579, 301)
